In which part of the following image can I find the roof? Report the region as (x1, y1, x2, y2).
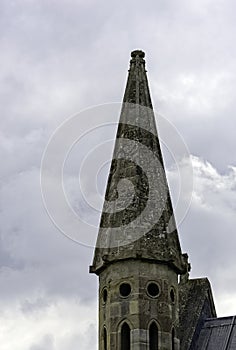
(195, 316, 236, 350)
(179, 278, 216, 350)
(90, 50, 188, 275)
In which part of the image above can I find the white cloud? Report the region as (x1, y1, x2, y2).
(170, 156, 236, 316)
(0, 297, 97, 350)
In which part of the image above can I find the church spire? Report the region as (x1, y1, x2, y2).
(90, 50, 190, 350)
(90, 50, 188, 276)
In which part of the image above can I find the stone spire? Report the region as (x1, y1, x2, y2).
(90, 50, 188, 276)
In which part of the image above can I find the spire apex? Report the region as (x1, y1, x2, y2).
(129, 49, 146, 71)
(131, 49, 145, 58)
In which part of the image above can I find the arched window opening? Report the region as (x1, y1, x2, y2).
(102, 288, 108, 303)
(121, 322, 130, 350)
(103, 327, 107, 350)
(170, 288, 175, 303)
(149, 322, 158, 350)
(172, 328, 175, 350)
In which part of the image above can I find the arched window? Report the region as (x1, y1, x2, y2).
(103, 327, 107, 350)
(172, 328, 175, 350)
(149, 322, 158, 350)
(121, 322, 130, 350)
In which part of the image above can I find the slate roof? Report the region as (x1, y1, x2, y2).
(195, 316, 236, 349)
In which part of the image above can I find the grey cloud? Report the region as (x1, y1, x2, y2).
(0, 167, 96, 302)
(1, 0, 236, 348)
(30, 334, 55, 350)
(20, 297, 50, 314)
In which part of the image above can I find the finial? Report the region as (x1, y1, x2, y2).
(131, 50, 145, 58)
(130, 50, 145, 68)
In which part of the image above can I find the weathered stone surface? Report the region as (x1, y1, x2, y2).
(98, 260, 179, 350)
(90, 50, 188, 276)
(179, 278, 216, 350)
(90, 50, 187, 349)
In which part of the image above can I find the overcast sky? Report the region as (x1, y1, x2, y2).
(1, 0, 236, 349)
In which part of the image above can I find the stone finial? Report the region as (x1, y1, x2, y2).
(130, 50, 145, 66)
(131, 49, 145, 58)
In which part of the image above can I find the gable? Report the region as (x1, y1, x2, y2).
(179, 278, 216, 350)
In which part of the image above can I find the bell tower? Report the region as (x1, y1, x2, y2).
(90, 50, 189, 350)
